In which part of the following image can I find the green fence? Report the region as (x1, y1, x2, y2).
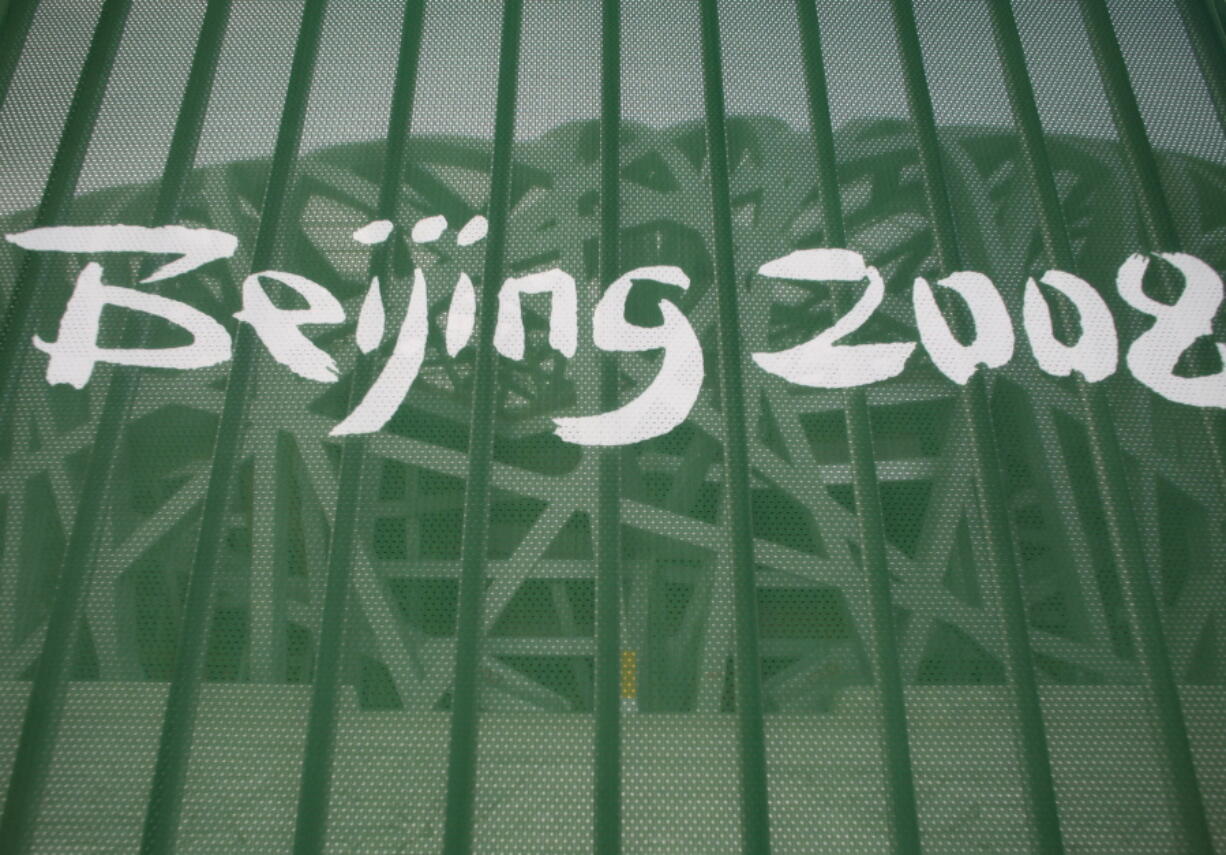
(0, 0, 1224, 852)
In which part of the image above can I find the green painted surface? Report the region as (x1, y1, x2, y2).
(0, 1, 1224, 852)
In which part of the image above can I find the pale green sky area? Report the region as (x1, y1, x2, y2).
(0, 0, 1222, 214)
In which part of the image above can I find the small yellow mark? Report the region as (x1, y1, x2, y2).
(620, 650, 637, 698)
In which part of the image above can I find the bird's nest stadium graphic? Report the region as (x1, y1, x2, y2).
(1, 116, 1224, 851)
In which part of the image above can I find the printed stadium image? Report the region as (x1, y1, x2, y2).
(0, 0, 1224, 852)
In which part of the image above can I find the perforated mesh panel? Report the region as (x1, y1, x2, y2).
(0, 1, 1224, 852)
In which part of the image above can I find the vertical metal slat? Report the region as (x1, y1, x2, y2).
(0, 2, 229, 852)
(887, 1, 1067, 851)
(594, 0, 623, 852)
(792, 2, 923, 851)
(0, 3, 149, 848)
(440, 2, 523, 852)
(0, 0, 132, 427)
(1176, 0, 1226, 135)
(290, 2, 428, 853)
(1077, 0, 1226, 489)
(0, 0, 40, 113)
(696, 1, 772, 852)
(998, 2, 1218, 849)
(137, 2, 331, 850)
(1078, 0, 1199, 253)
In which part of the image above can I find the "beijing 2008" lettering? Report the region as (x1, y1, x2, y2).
(7, 215, 1225, 446)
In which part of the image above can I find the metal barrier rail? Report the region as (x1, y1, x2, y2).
(0, 2, 1221, 853)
